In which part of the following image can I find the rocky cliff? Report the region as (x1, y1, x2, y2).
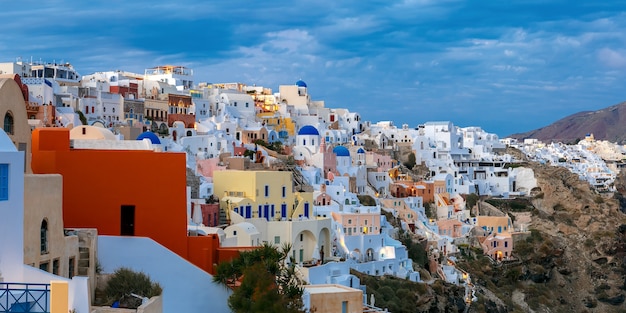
(463, 156, 626, 312)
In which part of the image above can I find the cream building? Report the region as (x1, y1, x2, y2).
(0, 77, 31, 172)
(303, 284, 363, 313)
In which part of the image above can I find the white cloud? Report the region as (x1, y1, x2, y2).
(598, 48, 626, 68)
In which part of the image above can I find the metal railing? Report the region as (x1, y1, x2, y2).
(0, 282, 50, 313)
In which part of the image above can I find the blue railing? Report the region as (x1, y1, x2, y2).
(0, 282, 50, 313)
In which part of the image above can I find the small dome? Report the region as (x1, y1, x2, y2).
(295, 79, 307, 88)
(357, 148, 365, 154)
(298, 125, 319, 136)
(137, 131, 161, 144)
(333, 146, 350, 157)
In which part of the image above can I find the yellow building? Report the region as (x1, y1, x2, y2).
(213, 170, 313, 221)
(304, 284, 363, 313)
(257, 113, 296, 137)
(215, 170, 331, 264)
(476, 216, 513, 234)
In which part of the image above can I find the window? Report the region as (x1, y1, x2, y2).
(3, 112, 14, 134)
(300, 234, 303, 241)
(39, 262, 49, 272)
(68, 258, 75, 278)
(0, 164, 8, 201)
(274, 236, 280, 244)
(504, 241, 508, 248)
(41, 219, 48, 254)
(282, 186, 286, 198)
(233, 230, 237, 236)
(265, 185, 269, 197)
(52, 259, 59, 275)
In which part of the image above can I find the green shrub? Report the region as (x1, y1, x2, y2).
(104, 267, 162, 308)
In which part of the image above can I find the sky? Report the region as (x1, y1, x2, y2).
(1, 0, 625, 137)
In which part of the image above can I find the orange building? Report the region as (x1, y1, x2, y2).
(30, 128, 237, 274)
(390, 180, 435, 202)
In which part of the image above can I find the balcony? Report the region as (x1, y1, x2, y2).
(0, 282, 50, 313)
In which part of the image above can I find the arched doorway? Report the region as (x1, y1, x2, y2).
(293, 230, 316, 264)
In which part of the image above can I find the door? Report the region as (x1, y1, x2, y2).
(121, 205, 135, 236)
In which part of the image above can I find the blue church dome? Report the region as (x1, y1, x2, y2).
(298, 125, 319, 136)
(295, 79, 307, 88)
(137, 131, 161, 144)
(357, 148, 365, 154)
(333, 146, 350, 157)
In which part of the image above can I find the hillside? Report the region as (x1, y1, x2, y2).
(509, 101, 626, 144)
(462, 154, 626, 312)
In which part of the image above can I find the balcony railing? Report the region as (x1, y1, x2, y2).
(0, 282, 50, 313)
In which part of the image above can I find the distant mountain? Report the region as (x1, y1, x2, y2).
(509, 101, 626, 144)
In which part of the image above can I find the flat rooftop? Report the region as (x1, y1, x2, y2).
(304, 284, 360, 295)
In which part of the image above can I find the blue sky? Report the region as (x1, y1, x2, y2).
(2, 0, 625, 136)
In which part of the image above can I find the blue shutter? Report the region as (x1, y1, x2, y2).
(0, 164, 8, 201)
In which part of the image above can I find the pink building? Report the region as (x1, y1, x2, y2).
(366, 151, 394, 172)
(436, 219, 463, 238)
(321, 139, 337, 179)
(196, 158, 227, 179)
(331, 211, 380, 236)
(481, 233, 513, 261)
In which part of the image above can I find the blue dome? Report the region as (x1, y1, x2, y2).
(333, 146, 350, 157)
(295, 79, 307, 88)
(298, 125, 319, 136)
(137, 131, 161, 144)
(357, 148, 365, 154)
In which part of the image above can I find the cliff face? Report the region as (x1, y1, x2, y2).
(466, 160, 626, 312)
(509, 101, 626, 144)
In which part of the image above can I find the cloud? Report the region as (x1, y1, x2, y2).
(2, 0, 626, 136)
(598, 48, 626, 68)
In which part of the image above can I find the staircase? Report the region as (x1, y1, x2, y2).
(272, 158, 313, 193)
(77, 246, 90, 276)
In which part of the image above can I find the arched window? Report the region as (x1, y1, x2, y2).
(40, 219, 49, 254)
(4, 111, 14, 134)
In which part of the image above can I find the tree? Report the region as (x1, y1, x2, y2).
(104, 267, 162, 308)
(76, 110, 87, 125)
(214, 242, 305, 313)
(403, 152, 416, 169)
